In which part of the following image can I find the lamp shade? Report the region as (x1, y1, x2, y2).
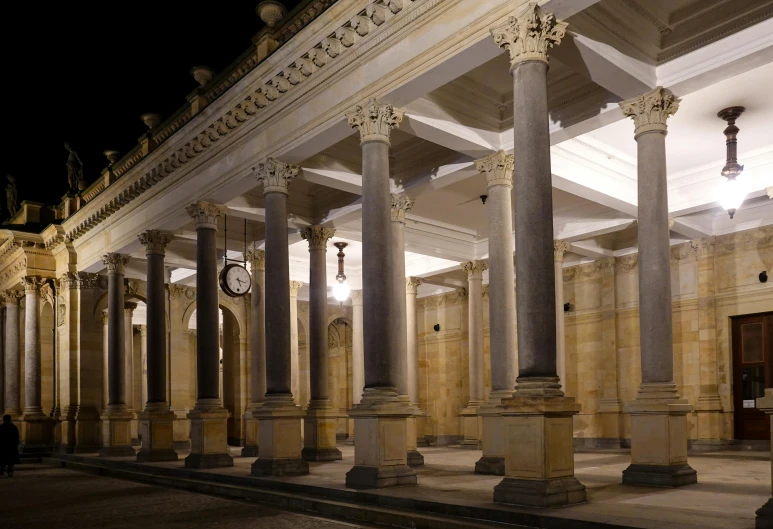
(717, 176, 746, 218)
(332, 280, 351, 302)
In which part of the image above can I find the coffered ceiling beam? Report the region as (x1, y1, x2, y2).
(556, 218, 636, 242)
(569, 240, 615, 260)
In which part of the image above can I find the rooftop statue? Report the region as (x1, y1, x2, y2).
(6, 175, 18, 218)
(64, 142, 85, 195)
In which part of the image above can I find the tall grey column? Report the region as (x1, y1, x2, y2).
(289, 281, 302, 405)
(252, 158, 308, 476)
(463, 261, 486, 407)
(351, 289, 364, 406)
(554, 240, 570, 392)
(300, 225, 341, 461)
(488, 4, 585, 506)
(3, 291, 22, 417)
(620, 87, 696, 487)
(184, 201, 232, 468)
(100, 253, 135, 457)
(22, 277, 44, 417)
(345, 98, 416, 488)
(390, 195, 413, 402)
(124, 303, 137, 410)
(242, 248, 265, 457)
(137, 230, 177, 461)
(405, 277, 422, 409)
(102, 311, 109, 410)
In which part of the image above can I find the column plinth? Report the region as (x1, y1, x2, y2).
(344, 99, 416, 488)
(242, 249, 265, 457)
(488, 4, 585, 506)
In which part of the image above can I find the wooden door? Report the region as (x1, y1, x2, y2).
(733, 313, 773, 441)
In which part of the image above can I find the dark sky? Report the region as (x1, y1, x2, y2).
(1, 1, 307, 219)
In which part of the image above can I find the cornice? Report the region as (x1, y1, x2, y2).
(715, 225, 773, 256)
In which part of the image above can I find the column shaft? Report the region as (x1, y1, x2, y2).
(108, 272, 126, 406)
(102, 312, 109, 410)
(465, 268, 485, 404)
(554, 241, 569, 388)
(4, 297, 20, 415)
(23, 279, 42, 415)
(351, 290, 364, 405)
(289, 282, 301, 403)
(405, 279, 421, 407)
(391, 198, 410, 399)
(250, 253, 266, 405)
(146, 252, 167, 403)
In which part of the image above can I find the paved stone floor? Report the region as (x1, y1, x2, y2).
(0, 464, 373, 529)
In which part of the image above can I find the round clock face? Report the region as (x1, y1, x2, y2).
(220, 264, 251, 297)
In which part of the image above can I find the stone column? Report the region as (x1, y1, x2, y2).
(755, 390, 773, 527)
(300, 225, 342, 462)
(489, 5, 585, 506)
(351, 290, 364, 407)
(406, 277, 428, 452)
(554, 240, 570, 391)
(474, 150, 516, 476)
(344, 99, 416, 488)
(289, 280, 302, 406)
(252, 158, 308, 476)
(100, 253, 135, 457)
(124, 302, 139, 444)
(21, 277, 52, 450)
(242, 249, 265, 457)
(136, 230, 177, 462)
(102, 310, 109, 411)
(3, 291, 22, 419)
(460, 261, 487, 449)
(619, 87, 696, 487)
(184, 202, 233, 468)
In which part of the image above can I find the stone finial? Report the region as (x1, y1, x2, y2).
(255, 158, 299, 196)
(246, 248, 266, 271)
(125, 301, 138, 314)
(490, 3, 567, 69)
(406, 276, 423, 294)
(475, 150, 514, 189)
(186, 201, 224, 229)
(21, 276, 44, 293)
(138, 230, 171, 255)
(619, 87, 680, 137)
(190, 66, 214, 86)
(300, 225, 336, 250)
(460, 260, 488, 280)
(554, 240, 571, 261)
(391, 194, 414, 223)
(103, 150, 121, 165)
(289, 280, 303, 296)
(351, 289, 363, 305)
(141, 113, 162, 130)
(346, 98, 404, 145)
(102, 253, 130, 275)
(257, 0, 287, 27)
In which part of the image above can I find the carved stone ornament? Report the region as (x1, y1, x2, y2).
(616, 253, 639, 272)
(474, 150, 514, 189)
(255, 158, 299, 196)
(185, 201, 224, 230)
(460, 260, 487, 279)
(246, 248, 266, 271)
(670, 242, 695, 261)
(138, 230, 171, 255)
(102, 253, 130, 275)
(563, 258, 615, 282)
(391, 194, 415, 223)
(490, 3, 568, 69)
(125, 280, 139, 297)
(345, 98, 404, 145)
(57, 296, 66, 326)
(289, 280, 303, 296)
(619, 87, 680, 137)
(482, 284, 490, 298)
(77, 272, 100, 290)
(716, 225, 773, 256)
(21, 276, 44, 293)
(1, 289, 24, 305)
(300, 225, 336, 250)
(125, 301, 138, 314)
(58, 272, 79, 291)
(167, 284, 190, 299)
(554, 239, 571, 261)
(101, 310, 109, 325)
(351, 289, 363, 305)
(692, 237, 716, 260)
(406, 277, 423, 294)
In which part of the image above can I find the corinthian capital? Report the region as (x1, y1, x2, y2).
(2, 289, 23, 305)
(289, 280, 303, 296)
(406, 276, 423, 294)
(300, 225, 336, 250)
(256, 158, 299, 196)
(474, 150, 514, 189)
(460, 260, 488, 279)
(346, 98, 404, 145)
(102, 253, 130, 275)
(185, 201, 224, 229)
(246, 248, 266, 271)
(138, 230, 171, 255)
(619, 87, 680, 137)
(22, 276, 44, 293)
(491, 3, 567, 68)
(391, 194, 414, 223)
(554, 240, 570, 261)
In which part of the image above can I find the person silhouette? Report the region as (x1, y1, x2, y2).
(0, 414, 20, 477)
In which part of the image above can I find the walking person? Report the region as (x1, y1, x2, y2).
(0, 415, 20, 477)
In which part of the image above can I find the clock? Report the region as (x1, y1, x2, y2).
(219, 263, 251, 297)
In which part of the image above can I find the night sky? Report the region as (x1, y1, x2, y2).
(1, 1, 306, 220)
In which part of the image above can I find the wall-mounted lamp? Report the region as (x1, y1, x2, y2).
(433, 324, 441, 332)
(761, 271, 769, 284)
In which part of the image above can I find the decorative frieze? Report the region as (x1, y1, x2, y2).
(692, 237, 716, 260)
(138, 230, 171, 255)
(406, 277, 423, 294)
(390, 195, 414, 223)
(186, 201, 224, 230)
(346, 98, 404, 145)
(490, 3, 567, 68)
(418, 289, 467, 309)
(255, 158, 299, 195)
(460, 260, 487, 279)
(715, 225, 773, 256)
(619, 87, 680, 136)
(102, 253, 130, 275)
(616, 254, 639, 272)
(300, 225, 335, 250)
(474, 150, 513, 188)
(562, 258, 615, 283)
(670, 242, 695, 261)
(168, 284, 195, 300)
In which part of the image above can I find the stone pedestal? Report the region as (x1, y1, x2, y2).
(755, 389, 773, 528)
(20, 415, 54, 453)
(302, 405, 342, 462)
(74, 407, 102, 454)
(460, 405, 482, 449)
(476, 404, 506, 475)
(99, 407, 136, 457)
(186, 401, 233, 468)
(493, 394, 586, 507)
(137, 406, 178, 462)
(406, 415, 424, 466)
(241, 405, 260, 457)
(253, 396, 309, 475)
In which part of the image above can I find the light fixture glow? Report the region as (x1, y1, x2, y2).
(333, 281, 351, 302)
(332, 241, 350, 303)
(716, 176, 747, 219)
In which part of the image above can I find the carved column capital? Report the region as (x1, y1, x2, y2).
(102, 253, 130, 275)
(474, 150, 514, 189)
(289, 280, 303, 296)
(2, 289, 24, 305)
(620, 86, 680, 137)
(124, 301, 138, 315)
(185, 201, 224, 230)
(255, 158, 299, 196)
(692, 237, 716, 260)
(300, 225, 336, 250)
(554, 240, 571, 262)
(138, 230, 171, 255)
(101, 310, 109, 325)
(58, 272, 78, 291)
(345, 98, 404, 145)
(406, 276, 423, 294)
(460, 260, 488, 280)
(490, 3, 567, 69)
(390, 194, 414, 223)
(351, 289, 363, 305)
(246, 248, 266, 271)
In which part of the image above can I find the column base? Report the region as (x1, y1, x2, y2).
(756, 498, 773, 529)
(622, 463, 697, 487)
(241, 406, 260, 457)
(405, 415, 424, 467)
(407, 450, 425, 467)
(185, 401, 233, 469)
(137, 405, 179, 462)
(476, 401, 506, 475)
(460, 404, 483, 449)
(346, 388, 417, 489)
(74, 406, 102, 454)
(20, 413, 55, 453)
(58, 406, 78, 454)
(100, 407, 136, 458)
(252, 395, 308, 476)
(302, 403, 342, 462)
(494, 476, 587, 508)
(475, 456, 505, 475)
